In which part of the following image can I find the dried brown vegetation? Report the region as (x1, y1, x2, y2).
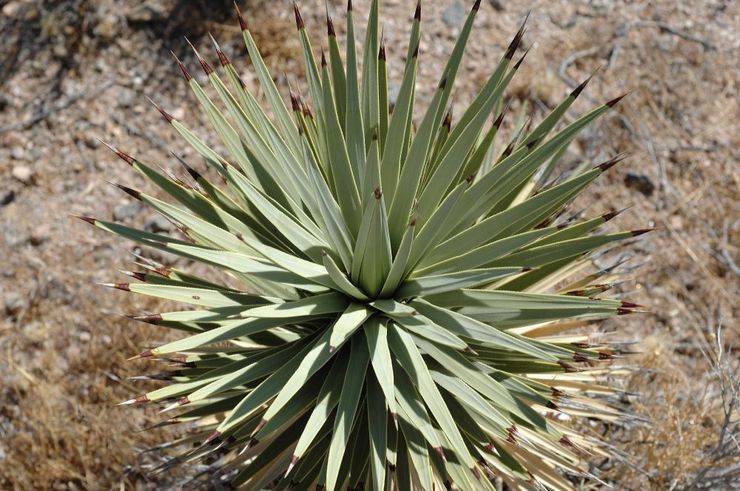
(0, 0, 737, 489)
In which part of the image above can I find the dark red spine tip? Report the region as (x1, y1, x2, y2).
(290, 92, 301, 112)
(602, 209, 619, 221)
(414, 0, 421, 20)
(438, 77, 447, 90)
(347, 0, 352, 12)
(434, 446, 446, 461)
(620, 301, 640, 308)
(521, 266, 533, 272)
(570, 76, 591, 98)
(135, 314, 163, 324)
(114, 149, 135, 166)
(617, 307, 633, 315)
(176, 58, 193, 81)
(205, 430, 222, 445)
(374, 188, 383, 199)
(293, 3, 304, 30)
(546, 400, 559, 410)
(504, 28, 524, 60)
(493, 110, 506, 128)
(558, 360, 578, 372)
(130, 271, 147, 281)
(178, 397, 190, 406)
(327, 16, 335, 36)
(596, 155, 625, 171)
(216, 48, 230, 67)
(631, 228, 653, 236)
(114, 283, 131, 291)
(135, 394, 150, 403)
(234, 2, 248, 31)
(412, 41, 420, 58)
(153, 102, 174, 123)
(573, 352, 589, 363)
(255, 418, 268, 433)
(321, 50, 327, 68)
(471, 466, 481, 480)
(514, 47, 530, 69)
(115, 183, 142, 200)
(379, 43, 386, 61)
(76, 215, 97, 226)
(443, 111, 452, 131)
(606, 93, 628, 107)
(472, 0, 481, 12)
(198, 57, 214, 75)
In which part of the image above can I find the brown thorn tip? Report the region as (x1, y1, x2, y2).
(472, 0, 481, 12)
(147, 97, 174, 123)
(620, 301, 640, 308)
(471, 466, 481, 480)
(514, 47, 531, 69)
(434, 447, 446, 460)
(374, 187, 383, 199)
(133, 313, 163, 324)
(379, 43, 386, 61)
(607, 92, 629, 107)
(347, 0, 352, 11)
(596, 154, 626, 172)
(414, 0, 421, 20)
(321, 50, 327, 67)
(631, 228, 653, 236)
(171, 52, 193, 81)
(234, 2, 247, 31)
(255, 418, 268, 433)
(504, 26, 525, 60)
(571, 75, 592, 98)
(113, 182, 142, 200)
(327, 15, 335, 36)
(521, 266, 533, 272)
(75, 215, 96, 225)
(205, 431, 221, 444)
(293, 3, 304, 30)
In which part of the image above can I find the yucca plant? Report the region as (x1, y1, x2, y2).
(79, 0, 647, 489)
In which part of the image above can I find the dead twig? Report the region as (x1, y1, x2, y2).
(0, 79, 116, 134)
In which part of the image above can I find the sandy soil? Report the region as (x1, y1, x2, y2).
(0, 0, 738, 489)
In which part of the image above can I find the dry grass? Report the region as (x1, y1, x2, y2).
(0, 0, 737, 489)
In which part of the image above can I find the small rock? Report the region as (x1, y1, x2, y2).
(126, 0, 170, 23)
(11, 146, 24, 160)
(2, 1, 22, 17)
(442, 1, 466, 28)
(4, 291, 27, 316)
(113, 201, 142, 222)
(0, 189, 15, 207)
(94, 14, 119, 41)
(387, 82, 401, 107)
(11, 165, 33, 184)
(624, 173, 655, 197)
(3, 224, 26, 247)
(29, 224, 50, 246)
(145, 214, 171, 233)
(489, 0, 505, 10)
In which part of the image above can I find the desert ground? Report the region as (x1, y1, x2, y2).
(0, 0, 738, 489)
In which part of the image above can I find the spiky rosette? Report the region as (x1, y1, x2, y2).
(82, 1, 647, 489)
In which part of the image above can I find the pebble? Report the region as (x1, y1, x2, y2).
(29, 224, 51, 246)
(113, 201, 142, 222)
(11, 165, 33, 184)
(0, 190, 15, 207)
(442, 2, 466, 28)
(624, 173, 656, 197)
(145, 214, 171, 233)
(4, 291, 27, 316)
(11, 147, 25, 160)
